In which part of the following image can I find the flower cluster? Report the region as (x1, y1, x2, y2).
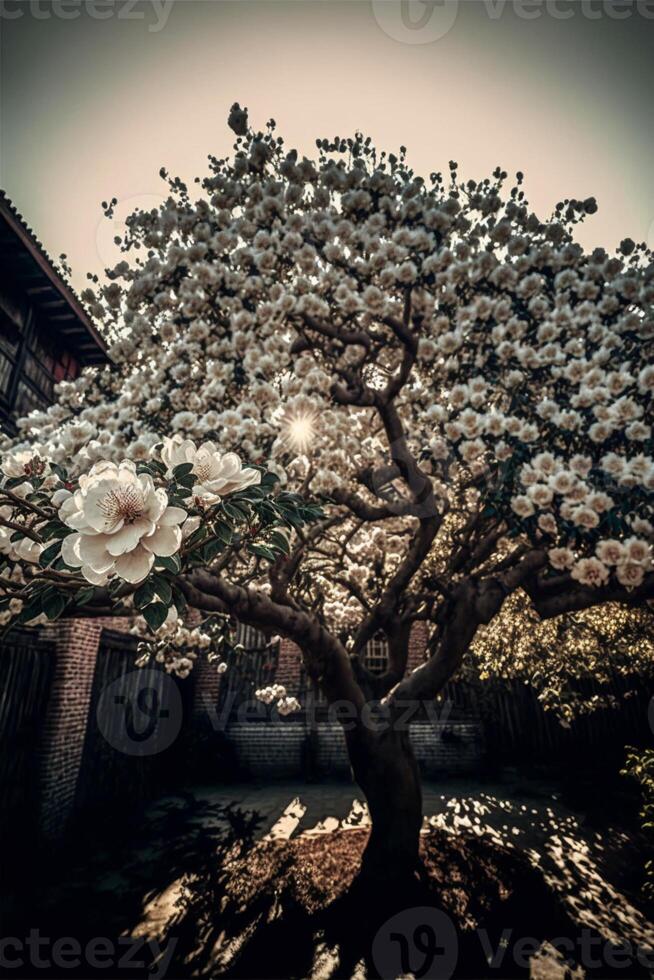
(255, 684, 301, 716)
(0, 432, 316, 642)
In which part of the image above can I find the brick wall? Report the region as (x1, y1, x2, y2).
(226, 720, 482, 779)
(192, 657, 222, 716)
(37, 620, 103, 838)
(276, 638, 302, 694)
(267, 625, 429, 702)
(37, 617, 133, 839)
(407, 621, 428, 674)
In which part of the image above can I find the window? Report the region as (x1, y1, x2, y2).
(0, 312, 21, 403)
(0, 352, 14, 397)
(234, 622, 269, 651)
(364, 636, 389, 675)
(14, 381, 49, 417)
(0, 310, 80, 418)
(25, 328, 79, 404)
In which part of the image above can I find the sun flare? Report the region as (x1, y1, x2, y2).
(279, 407, 320, 454)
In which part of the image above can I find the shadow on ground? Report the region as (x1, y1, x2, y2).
(4, 779, 654, 978)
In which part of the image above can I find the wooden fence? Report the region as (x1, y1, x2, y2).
(0, 629, 54, 847)
(439, 673, 654, 766)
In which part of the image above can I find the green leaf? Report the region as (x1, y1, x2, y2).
(222, 501, 247, 522)
(133, 579, 156, 610)
(214, 522, 233, 545)
(17, 593, 46, 625)
(269, 531, 291, 555)
(176, 474, 195, 491)
(171, 584, 187, 616)
(234, 486, 265, 501)
(75, 587, 96, 607)
(39, 540, 63, 568)
(156, 554, 181, 574)
(248, 543, 277, 562)
(169, 487, 192, 500)
(260, 471, 280, 489)
(43, 592, 67, 621)
(143, 602, 169, 632)
(4, 476, 29, 490)
(151, 574, 172, 605)
(202, 539, 224, 563)
(185, 525, 208, 549)
(173, 462, 194, 480)
(39, 521, 69, 542)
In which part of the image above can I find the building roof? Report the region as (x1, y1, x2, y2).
(0, 191, 109, 366)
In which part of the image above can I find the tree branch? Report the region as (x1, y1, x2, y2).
(178, 570, 365, 708)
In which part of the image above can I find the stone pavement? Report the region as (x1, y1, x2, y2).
(142, 777, 653, 953)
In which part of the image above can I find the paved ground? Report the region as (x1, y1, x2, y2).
(135, 776, 653, 955)
(21, 776, 653, 978)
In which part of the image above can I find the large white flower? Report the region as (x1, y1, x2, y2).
(58, 460, 186, 585)
(161, 436, 261, 504)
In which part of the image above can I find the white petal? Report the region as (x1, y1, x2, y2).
(113, 546, 154, 584)
(52, 488, 72, 508)
(81, 565, 112, 586)
(105, 517, 154, 556)
(181, 515, 201, 539)
(143, 486, 168, 523)
(159, 506, 187, 526)
(142, 524, 182, 557)
(61, 508, 101, 535)
(61, 533, 83, 568)
(242, 467, 261, 487)
(78, 533, 115, 572)
(218, 453, 241, 478)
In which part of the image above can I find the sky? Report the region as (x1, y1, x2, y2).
(0, 0, 653, 291)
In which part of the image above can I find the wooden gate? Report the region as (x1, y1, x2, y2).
(75, 629, 194, 816)
(0, 629, 54, 850)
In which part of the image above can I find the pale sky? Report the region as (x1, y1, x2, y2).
(1, 0, 653, 291)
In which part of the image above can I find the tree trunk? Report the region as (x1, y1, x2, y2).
(345, 717, 423, 891)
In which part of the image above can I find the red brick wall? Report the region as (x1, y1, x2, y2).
(37, 620, 103, 838)
(192, 657, 222, 715)
(276, 638, 302, 694)
(37, 617, 133, 839)
(407, 621, 428, 675)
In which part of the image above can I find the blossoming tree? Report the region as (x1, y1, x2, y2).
(1, 105, 653, 885)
